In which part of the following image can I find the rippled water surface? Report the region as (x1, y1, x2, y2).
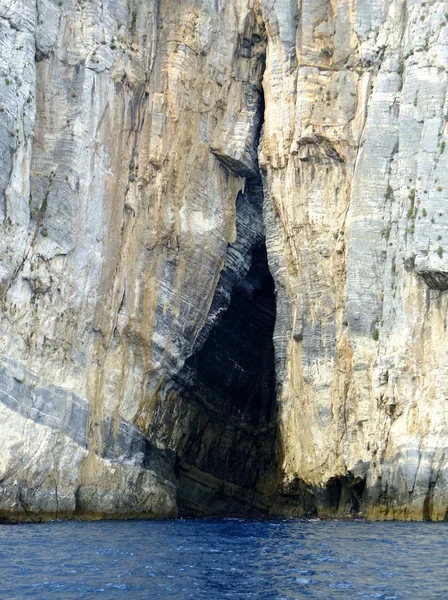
(1, 518, 447, 599)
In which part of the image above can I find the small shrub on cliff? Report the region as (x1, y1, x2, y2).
(372, 328, 379, 341)
(437, 246, 444, 258)
(382, 227, 391, 240)
(130, 10, 137, 33)
(385, 185, 394, 202)
(441, 141, 446, 154)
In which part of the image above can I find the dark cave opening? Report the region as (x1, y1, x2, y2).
(191, 242, 276, 428)
(175, 227, 279, 516)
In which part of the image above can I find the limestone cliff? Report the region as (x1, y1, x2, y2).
(0, 0, 447, 521)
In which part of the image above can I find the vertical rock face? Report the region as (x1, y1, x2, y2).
(261, 0, 448, 520)
(0, 0, 447, 521)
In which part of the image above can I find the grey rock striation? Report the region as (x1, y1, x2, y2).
(0, 0, 448, 521)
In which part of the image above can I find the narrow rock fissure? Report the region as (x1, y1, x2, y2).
(171, 32, 281, 513)
(154, 19, 281, 517)
(186, 237, 276, 429)
(175, 223, 279, 517)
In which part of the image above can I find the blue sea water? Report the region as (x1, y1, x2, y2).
(0, 518, 447, 599)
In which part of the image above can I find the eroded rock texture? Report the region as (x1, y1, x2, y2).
(1, 0, 448, 521)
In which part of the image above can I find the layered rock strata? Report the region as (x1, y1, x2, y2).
(0, 0, 447, 521)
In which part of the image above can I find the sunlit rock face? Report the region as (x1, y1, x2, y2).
(1, 0, 448, 521)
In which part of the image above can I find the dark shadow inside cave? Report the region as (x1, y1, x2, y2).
(175, 234, 279, 516)
(191, 242, 276, 428)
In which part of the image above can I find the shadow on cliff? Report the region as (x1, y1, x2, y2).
(173, 230, 281, 516)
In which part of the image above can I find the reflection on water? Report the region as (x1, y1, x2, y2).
(1, 518, 447, 599)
